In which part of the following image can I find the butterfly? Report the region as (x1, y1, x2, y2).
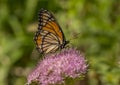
(34, 8, 69, 54)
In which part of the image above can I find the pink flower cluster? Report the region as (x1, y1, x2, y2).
(27, 48, 88, 85)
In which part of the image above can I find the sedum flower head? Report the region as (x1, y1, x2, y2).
(27, 48, 88, 85)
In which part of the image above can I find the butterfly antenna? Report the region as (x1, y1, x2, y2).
(68, 32, 81, 41)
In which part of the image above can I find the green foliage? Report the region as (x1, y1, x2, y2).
(0, 0, 120, 85)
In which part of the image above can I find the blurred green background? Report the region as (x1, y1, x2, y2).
(0, 0, 120, 85)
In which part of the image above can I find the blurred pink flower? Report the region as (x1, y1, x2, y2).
(27, 48, 88, 85)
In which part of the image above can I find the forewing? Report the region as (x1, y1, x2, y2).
(38, 8, 65, 44)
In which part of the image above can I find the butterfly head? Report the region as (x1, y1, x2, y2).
(60, 40, 69, 49)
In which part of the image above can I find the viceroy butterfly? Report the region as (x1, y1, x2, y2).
(34, 8, 69, 54)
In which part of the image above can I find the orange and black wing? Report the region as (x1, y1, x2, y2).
(34, 8, 69, 54)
